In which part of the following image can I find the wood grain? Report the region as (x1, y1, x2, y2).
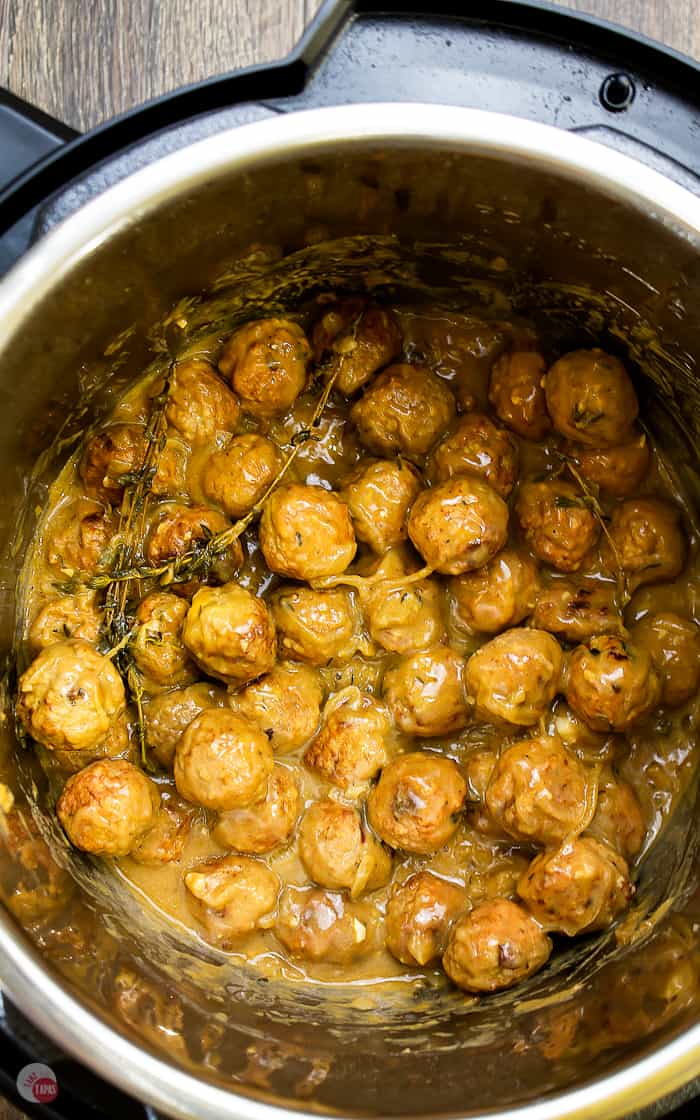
(0, 1, 698, 1119)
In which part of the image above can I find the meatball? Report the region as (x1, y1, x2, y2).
(131, 794, 194, 866)
(532, 580, 622, 642)
(564, 429, 650, 498)
(130, 592, 197, 688)
(386, 872, 467, 967)
(383, 647, 469, 737)
(566, 635, 661, 732)
(80, 424, 182, 504)
(146, 503, 242, 591)
(182, 582, 276, 684)
(485, 737, 589, 846)
(488, 350, 551, 441)
(339, 457, 422, 555)
(213, 764, 299, 854)
(298, 800, 392, 898)
(165, 358, 240, 444)
(17, 639, 126, 752)
(443, 899, 552, 993)
(144, 681, 227, 768)
(46, 500, 114, 575)
(632, 612, 700, 707)
(359, 546, 445, 655)
(428, 412, 519, 498)
(465, 629, 563, 727)
(270, 585, 363, 665)
(48, 714, 132, 776)
(515, 479, 600, 572)
(29, 592, 102, 651)
(517, 837, 633, 936)
(174, 709, 274, 810)
(367, 753, 466, 853)
(232, 662, 323, 754)
(275, 887, 378, 964)
(312, 299, 402, 396)
(603, 499, 686, 593)
(449, 549, 541, 635)
(350, 364, 456, 457)
(587, 770, 645, 860)
(218, 317, 311, 416)
(545, 349, 638, 447)
(184, 854, 279, 946)
(259, 483, 356, 582)
(57, 759, 160, 856)
(202, 433, 284, 519)
(304, 688, 392, 790)
(408, 476, 509, 576)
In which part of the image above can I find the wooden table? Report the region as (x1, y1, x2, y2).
(0, 1, 698, 1118)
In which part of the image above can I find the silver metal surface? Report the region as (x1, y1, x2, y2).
(1, 104, 700, 1120)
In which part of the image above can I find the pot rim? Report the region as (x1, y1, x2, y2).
(1, 102, 700, 1120)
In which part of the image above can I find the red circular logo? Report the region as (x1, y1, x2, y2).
(16, 1063, 59, 1104)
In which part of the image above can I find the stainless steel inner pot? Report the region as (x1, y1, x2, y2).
(1, 104, 700, 1120)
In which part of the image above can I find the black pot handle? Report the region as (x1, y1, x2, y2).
(0, 89, 77, 195)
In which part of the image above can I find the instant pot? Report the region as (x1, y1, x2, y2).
(2, 2, 700, 1118)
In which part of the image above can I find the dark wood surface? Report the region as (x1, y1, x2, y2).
(0, 1, 698, 1118)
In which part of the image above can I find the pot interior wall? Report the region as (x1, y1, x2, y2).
(1, 140, 700, 1116)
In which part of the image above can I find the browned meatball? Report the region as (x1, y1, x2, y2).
(408, 476, 509, 576)
(270, 585, 363, 665)
(566, 635, 661, 732)
(603, 499, 686, 593)
(587, 769, 645, 860)
(46, 500, 114, 575)
(17, 639, 125, 752)
(48, 713, 133, 776)
(443, 899, 552, 993)
(80, 424, 183, 504)
(218, 317, 311, 416)
(532, 580, 622, 642)
(57, 759, 160, 856)
(488, 350, 551, 441)
(201, 433, 284, 519)
(131, 793, 195, 866)
(232, 662, 323, 754)
(213, 764, 299, 854)
(184, 854, 279, 946)
(515, 479, 600, 573)
(449, 549, 541, 635)
(146, 502, 242, 592)
(144, 681, 227, 768)
(165, 358, 240, 444)
(259, 483, 356, 581)
(386, 872, 467, 966)
(485, 737, 589, 846)
(367, 753, 466, 853)
(383, 647, 469, 737)
(545, 349, 638, 447)
(564, 428, 650, 498)
(298, 800, 392, 897)
(632, 612, 700, 707)
(182, 582, 276, 684)
(130, 592, 197, 689)
(304, 689, 392, 790)
(275, 887, 378, 964)
(339, 457, 422, 554)
(174, 709, 274, 810)
(428, 412, 519, 498)
(360, 547, 446, 655)
(312, 299, 402, 396)
(465, 629, 563, 727)
(517, 837, 633, 936)
(29, 592, 102, 651)
(350, 364, 456, 457)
